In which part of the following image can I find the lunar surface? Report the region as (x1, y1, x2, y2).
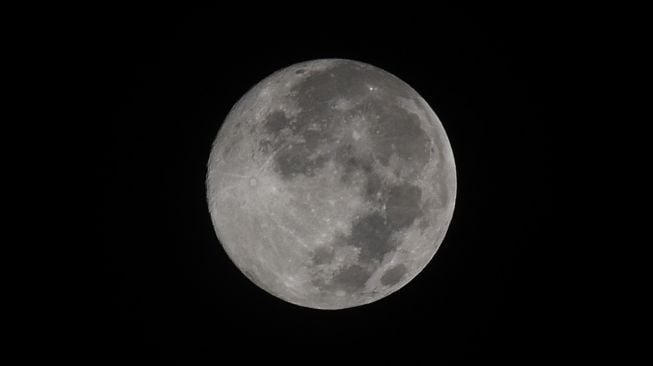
(206, 59, 456, 309)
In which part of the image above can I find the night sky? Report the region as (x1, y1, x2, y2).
(97, 4, 555, 363)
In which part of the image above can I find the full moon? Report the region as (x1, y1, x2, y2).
(206, 59, 456, 309)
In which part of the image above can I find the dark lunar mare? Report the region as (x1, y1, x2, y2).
(260, 61, 431, 295)
(326, 181, 422, 292)
(369, 102, 431, 172)
(260, 61, 430, 182)
(380, 264, 408, 287)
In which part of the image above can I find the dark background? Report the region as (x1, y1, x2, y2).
(97, 3, 554, 363)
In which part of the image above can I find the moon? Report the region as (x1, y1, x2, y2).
(206, 59, 456, 309)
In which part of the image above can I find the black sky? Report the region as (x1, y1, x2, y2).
(97, 4, 555, 363)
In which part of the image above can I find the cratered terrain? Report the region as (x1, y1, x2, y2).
(207, 59, 456, 309)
